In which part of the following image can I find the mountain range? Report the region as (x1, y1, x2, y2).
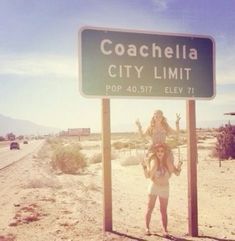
(0, 114, 61, 137)
(0, 113, 233, 137)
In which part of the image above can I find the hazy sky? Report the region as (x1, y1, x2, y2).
(0, 0, 234, 132)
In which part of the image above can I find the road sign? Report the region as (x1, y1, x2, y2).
(79, 26, 215, 99)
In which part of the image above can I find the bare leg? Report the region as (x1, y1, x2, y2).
(159, 197, 168, 235)
(145, 194, 157, 233)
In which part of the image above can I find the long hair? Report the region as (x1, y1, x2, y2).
(152, 143, 168, 170)
(148, 111, 170, 135)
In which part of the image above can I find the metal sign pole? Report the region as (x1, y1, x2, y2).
(186, 100, 198, 236)
(101, 98, 112, 232)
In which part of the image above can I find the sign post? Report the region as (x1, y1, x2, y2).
(79, 26, 215, 236)
(187, 100, 198, 236)
(101, 98, 112, 231)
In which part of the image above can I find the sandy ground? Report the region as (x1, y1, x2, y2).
(0, 137, 235, 241)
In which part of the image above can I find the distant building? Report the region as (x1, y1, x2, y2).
(60, 128, 91, 137)
(68, 128, 91, 136)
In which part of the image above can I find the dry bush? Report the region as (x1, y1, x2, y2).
(211, 123, 235, 160)
(198, 145, 214, 150)
(112, 141, 130, 150)
(47, 137, 63, 148)
(51, 144, 86, 174)
(89, 153, 102, 164)
(112, 141, 139, 150)
(89, 152, 118, 164)
(120, 154, 144, 166)
(87, 183, 101, 192)
(198, 135, 208, 141)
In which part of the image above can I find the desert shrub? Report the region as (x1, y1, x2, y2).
(120, 154, 144, 166)
(214, 123, 235, 160)
(198, 145, 213, 150)
(51, 144, 86, 174)
(47, 137, 64, 149)
(89, 153, 102, 164)
(112, 141, 128, 149)
(112, 141, 137, 150)
(89, 152, 118, 164)
(198, 135, 207, 141)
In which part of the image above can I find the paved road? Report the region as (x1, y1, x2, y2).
(0, 140, 45, 170)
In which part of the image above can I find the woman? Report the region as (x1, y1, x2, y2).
(143, 143, 182, 236)
(136, 110, 180, 165)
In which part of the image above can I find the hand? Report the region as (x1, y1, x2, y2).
(175, 161, 183, 175)
(176, 113, 181, 123)
(174, 167, 181, 176)
(177, 161, 183, 169)
(135, 119, 141, 128)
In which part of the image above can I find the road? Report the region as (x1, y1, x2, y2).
(0, 140, 45, 170)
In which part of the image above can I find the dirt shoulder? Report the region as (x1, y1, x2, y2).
(0, 139, 235, 241)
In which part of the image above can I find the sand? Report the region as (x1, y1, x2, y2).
(0, 136, 234, 241)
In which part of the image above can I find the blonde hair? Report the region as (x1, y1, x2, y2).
(148, 110, 170, 135)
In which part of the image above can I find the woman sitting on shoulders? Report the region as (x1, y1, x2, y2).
(136, 109, 180, 168)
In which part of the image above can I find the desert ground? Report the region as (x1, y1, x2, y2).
(0, 132, 234, 241)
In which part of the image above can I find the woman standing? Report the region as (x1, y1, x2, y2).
(143, 143, 182, 236)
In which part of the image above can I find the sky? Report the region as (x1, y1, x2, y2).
(0, 0, 234, 133)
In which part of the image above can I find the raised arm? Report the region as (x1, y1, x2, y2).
(173, 161, 183, 176)
(135, 119, 150, 141)
(168, 113, 180, 139)
(167, 159, 182, 176)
